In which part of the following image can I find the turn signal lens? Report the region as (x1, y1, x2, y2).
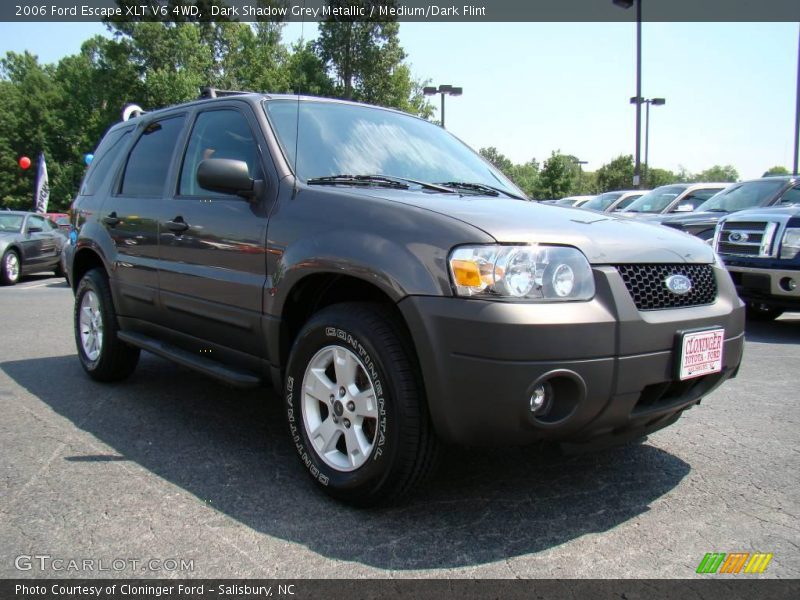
(451, 260, 482, 287)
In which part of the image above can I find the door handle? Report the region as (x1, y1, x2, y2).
(103, 212, 119, 227)
(166, 217, 189, 233)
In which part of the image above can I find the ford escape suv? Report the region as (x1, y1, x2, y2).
(66, 90, 745, 505)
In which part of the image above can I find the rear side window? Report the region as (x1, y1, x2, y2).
(120, 116, 185, 197)
(80, 127, 132, 196)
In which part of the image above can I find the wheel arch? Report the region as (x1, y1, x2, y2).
(71, 245, 109, 292)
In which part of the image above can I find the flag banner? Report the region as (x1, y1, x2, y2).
(34, 152, 50, 214)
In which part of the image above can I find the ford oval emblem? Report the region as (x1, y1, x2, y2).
(665, 274, 692, 295)
(728, 231, 748, 243)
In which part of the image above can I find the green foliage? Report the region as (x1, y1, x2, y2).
(595, 155, 634, 193)
(763, 165, 790, 177)
(534, 151, 578, 200)
(644, 167, 676, 189)
(690, 164, 739, 183)
(478, 147, 539, 198)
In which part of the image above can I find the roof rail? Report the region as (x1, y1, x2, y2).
(199, 87, 253, 99)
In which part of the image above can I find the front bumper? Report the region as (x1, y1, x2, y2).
(725, 264, 800, 310)
(399, 265, 745, 446)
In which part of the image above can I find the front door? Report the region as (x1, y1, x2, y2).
(157, 105, 272, 358)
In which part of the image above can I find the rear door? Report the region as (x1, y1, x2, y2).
(157, 103, 275, 358)
(20, 214, 48, 268)
(104, 114, 187, 323)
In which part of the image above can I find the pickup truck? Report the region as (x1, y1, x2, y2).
(714, 205, 800, 320)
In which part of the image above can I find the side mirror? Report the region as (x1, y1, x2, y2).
(197, 158, 262, 200)
(27, 226, 43, 234)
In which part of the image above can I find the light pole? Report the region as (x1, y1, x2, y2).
(573, 158, 588, 192)
(636, 97, 665, 188)
(793, 23, 799, 176)
(613, 0, 642, 188)
(423, 84, 463, 128)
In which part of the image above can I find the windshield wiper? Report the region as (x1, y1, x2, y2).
(307, 174, 409, 189)
(704, 208, 729, 212)
(307, 174, 457, 193)
(436, 181, 524, 199)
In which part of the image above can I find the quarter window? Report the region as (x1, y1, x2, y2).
(120, 116, 185, 197)
(179, 110, 262, 197)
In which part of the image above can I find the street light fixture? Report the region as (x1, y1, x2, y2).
(423, 84, 463, 128)
(630, 96, 666, 188)
(573, 158, 588, 191)
(614, 0, 643, 188)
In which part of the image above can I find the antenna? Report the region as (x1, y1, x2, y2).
(292, 0, 306, 198)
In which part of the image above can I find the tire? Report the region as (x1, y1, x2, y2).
(74, 268, 140, 382)
(54, 260, 65, 278)
(1, 249, 21, 286)
(745, 302, 784, 322)
(284, 302, 439, 506)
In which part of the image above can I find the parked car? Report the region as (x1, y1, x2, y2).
(619, 183, 728, 220)
(66, 91, 744, 505)
(552, 195, 595, 207)
(45, 212, 71, 232)
(660, 176, 800, 242)
(0, 211, 66, 285)
(713, 205, 800, 320)
(581, 190, 647, 213)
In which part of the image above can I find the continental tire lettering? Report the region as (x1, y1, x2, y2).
(288, 372, 331, 486)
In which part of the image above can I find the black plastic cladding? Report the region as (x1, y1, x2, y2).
(615, 264, 718, 310)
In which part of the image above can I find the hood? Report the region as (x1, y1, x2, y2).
(659, 211, 727, 227)
(354, 189, 715, 264)
(723, 206, 800, 222)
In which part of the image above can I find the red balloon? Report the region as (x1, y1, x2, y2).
(19, 156, 31, 170)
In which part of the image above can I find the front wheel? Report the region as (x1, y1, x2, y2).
(1, 249, 21, 285)
(745, 302, 784, 322)
(74, 268, 140, 382)
(284, 303, 439, 506)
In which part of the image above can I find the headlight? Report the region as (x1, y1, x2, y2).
(449, 244, 595, 301)
(780, 227, 800, 259)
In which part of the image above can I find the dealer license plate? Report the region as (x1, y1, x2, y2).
(678, 328, 724, 381)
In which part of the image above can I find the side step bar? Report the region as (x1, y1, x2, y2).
(117, 331, 261, 388)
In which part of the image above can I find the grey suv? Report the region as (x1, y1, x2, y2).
(66, 91, 745, 505)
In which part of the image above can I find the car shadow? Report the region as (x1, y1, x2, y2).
(744, 313, 800, 344)
(1, 354, 690, 570)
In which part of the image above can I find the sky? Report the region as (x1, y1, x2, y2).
(0, 21, 798, 180)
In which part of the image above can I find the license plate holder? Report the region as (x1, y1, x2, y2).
(676, 328, 725, 381)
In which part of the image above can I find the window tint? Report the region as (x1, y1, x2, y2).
(121, 116, 185, 197)
(27, 215, 46, 231)
(778, 185, 800, 206)
(180, 110, 262, 196)
(674, 188, 721, 211)
(80, 127, 132, 196)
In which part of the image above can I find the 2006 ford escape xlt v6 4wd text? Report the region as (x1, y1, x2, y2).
(65, 90, 745, 505)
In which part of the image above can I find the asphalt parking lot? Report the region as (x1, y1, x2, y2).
(0, 274, 798, 579)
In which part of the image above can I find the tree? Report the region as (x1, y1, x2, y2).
(645, 167, 676, 189)
(595, 155, 634, 193)
(315, 1, 431, 116)
(691, 165, 739, 183)
(534, 151, 577, 199)
(479, 147, 513, 173)
(763, 166, 790, 177)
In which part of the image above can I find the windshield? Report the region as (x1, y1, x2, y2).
(696, 179, 785, 212)
(0, 215, 24, 232)
(264, 100, 523, 196)
(624, 185, 688, 213)
(583, 191, 623, 211)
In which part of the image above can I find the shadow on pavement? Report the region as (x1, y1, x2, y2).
(744, 314, 800, 345)
(2, 354, 690, 570)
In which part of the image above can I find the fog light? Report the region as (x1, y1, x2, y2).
(530, 383, 551, 414)
(780, 277, 796, 292)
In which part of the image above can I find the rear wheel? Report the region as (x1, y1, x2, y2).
(284, 303, 439, 506)
(74, 268, 140, 381)
(1, 249, 20, 286)
(745, 302, 783, 322)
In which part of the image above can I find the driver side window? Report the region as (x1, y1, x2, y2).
(179, 109, 262, 197)
(27, 215, 46, 232)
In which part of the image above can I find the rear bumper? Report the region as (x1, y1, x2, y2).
(399, 265, 745, 446)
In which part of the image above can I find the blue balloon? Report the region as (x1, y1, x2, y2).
(84, 153, 94, 166)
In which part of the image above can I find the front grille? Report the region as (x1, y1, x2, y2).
(716, 220, 777, 257)
(615, 264, 717, 310)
